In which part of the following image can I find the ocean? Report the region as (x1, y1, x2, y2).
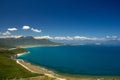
(18, 45, 120, 76)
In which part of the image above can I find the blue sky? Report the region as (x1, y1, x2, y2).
(0, 0, 120, 38)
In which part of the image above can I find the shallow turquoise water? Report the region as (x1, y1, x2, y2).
(18, 45, 120, 76)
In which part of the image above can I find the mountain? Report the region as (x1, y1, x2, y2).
(0, 36, 60, 48)
(55, 39, 120, 46)
(101, 40, 120, 46)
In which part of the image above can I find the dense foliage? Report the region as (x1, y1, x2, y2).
(0, 48, 42, 80)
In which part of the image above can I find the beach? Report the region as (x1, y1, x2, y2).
(16, 58, 120, 80)
(16, 46, 120, 80)
(16, 51, 67, 80)
(16, 59, 66, 80)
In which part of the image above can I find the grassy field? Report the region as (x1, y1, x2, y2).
(0, 48, 43, 80)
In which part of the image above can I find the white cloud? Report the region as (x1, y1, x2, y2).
(0, 35, 118, 41)
(2, 31, 11, 35)
(31, 28, 42, 33)
(54, 36, 74, 40)
(53, 36, 104, 41)
(0, 35, 22, 38)
(106, 36, 110, 38)
(66, 36, 74, 40)
(73, 36, 105, 40)
(106, 36, 118, 40)
(34, 36, 53, 39)
(34, 36, 104, 41)
(8, 28, 18, 31)
(54, 37, 66, 40)
(73, 36, 89, 40)
(22, 26, 30, 30)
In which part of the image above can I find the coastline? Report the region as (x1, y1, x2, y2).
(16, 58, 66, 80)
(16, 58, 120, 80)
(17, 52, 29, 57)
(16, 48, 66, 80)
(18, 45, 61, 48)
(16, 46, 120, 80)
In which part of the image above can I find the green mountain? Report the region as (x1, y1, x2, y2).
(0, 36, 60, 48)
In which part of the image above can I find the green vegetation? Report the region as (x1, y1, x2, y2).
(23, 76, 56, 80)
(0, 48, 42, 80)
(0, 36, 60, 48)
(10, 48, 28, 55)
(0, 36, 60, 80)
(0, 48, 120, 80)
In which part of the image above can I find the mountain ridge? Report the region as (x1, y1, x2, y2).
(0, 36, 60, 48)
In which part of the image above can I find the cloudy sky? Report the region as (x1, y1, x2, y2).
(0, 0, 120, 40)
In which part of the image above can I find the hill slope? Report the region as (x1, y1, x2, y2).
(0, 36, 60, 48)
(0, 48, 41, 79)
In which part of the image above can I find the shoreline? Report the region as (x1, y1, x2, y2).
(16, 51, 30, 57)
(17, 52, 28, 57)
(16, 46, 120, 80)
(16, 49, 66, 80)
(16, 59, 66, 80)
(16, 58, 120, 80)
(18, 45, 61, 48)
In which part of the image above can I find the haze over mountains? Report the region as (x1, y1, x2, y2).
(0, 36, 120, 48)
(0, 36, 59, 48)
(54, 39, 120, 46)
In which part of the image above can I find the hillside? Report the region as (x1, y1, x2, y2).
(0, 36, 60, 48)
(0, 48, 42, 79)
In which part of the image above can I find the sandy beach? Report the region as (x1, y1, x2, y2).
(16, 59, 120, 80)
(16, 52, 67, 80)
(16, 48, 120, 80)
(16, 51, 30, 57)
(16, 59, 66, 80)
(16, 58, 120, 80)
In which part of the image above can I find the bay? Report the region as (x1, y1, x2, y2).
(18, 45, 120, 76)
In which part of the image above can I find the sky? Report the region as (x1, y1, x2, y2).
(0, 0, 120, 40)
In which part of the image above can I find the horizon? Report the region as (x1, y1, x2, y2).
(0, 35, 120, 46)
(1, 0, 120, 79)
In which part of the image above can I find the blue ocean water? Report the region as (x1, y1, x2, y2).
(18, 45, 120, 76)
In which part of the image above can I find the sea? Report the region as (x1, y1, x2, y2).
(17, 45, 120, 76)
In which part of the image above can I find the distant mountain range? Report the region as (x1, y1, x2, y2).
(101, 40, 120, 46)
(0, 36, 60, 48)
(0, 36, 120, 48)
(54, 39, 120, 46)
